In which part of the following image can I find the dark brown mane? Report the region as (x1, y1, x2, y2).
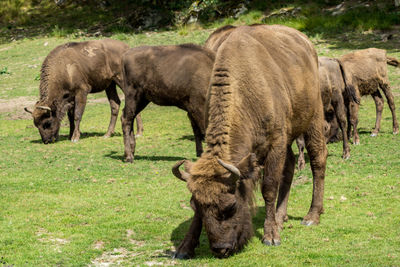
(39, 44, 70, 101)
(204, 65, 233, 160)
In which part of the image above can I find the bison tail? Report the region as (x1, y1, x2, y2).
(344, 84, 360, 105)
(387, 56, 400, 67)
(337, 59, 360, 105)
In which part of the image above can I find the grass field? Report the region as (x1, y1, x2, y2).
(1, 21, 400, 266)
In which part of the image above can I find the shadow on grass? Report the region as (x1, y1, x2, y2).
(178, 135, 195, 141)
(169, 205, 307, 259)
(104, 150, 186, 162)
(170, 216, 213, 259)
(29, 131, 108, 143)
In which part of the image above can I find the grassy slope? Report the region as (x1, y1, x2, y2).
(1, 7, 400, 267)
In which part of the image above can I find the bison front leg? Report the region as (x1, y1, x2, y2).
(261, 141, 286, 246)
(187, 113, 204, 157)
(71, 90, 88, 142)
(173, 213, 202, 259)
(104, 82, 121, 138)
(332, 95, 350, 159)
(371, 90, 384, 137)
(67, 106, 75, 140)
(302, 116, 327, 226)
(135, 113, 144, 137)
(296, 135, 306, 170)
(348, 101, 360, 145)
(121, 107, 136, 163)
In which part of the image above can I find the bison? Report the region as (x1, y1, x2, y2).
(296, 56, 359, 170)
(338, 48, 399, 144)
(172, 24, 327, 259)
(26, 39, 143, 144)
(120, 44, 215, 162)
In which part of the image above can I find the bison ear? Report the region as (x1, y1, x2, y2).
(236, 153, 259, 180)
(172, 160, 192, 182)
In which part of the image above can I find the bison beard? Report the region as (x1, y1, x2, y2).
(172, 24, 327, 259)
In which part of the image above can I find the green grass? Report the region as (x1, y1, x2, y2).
(1, 22, 400, 266)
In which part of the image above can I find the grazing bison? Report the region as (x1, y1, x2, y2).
(172, 24, 327, 259)
(121, 44, 215, 162)
(26, 39, 143, 144)
(296, 56, 359, 170)
(338, 48, 399, 144)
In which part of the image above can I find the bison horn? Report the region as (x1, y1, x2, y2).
(37, 105, 52, 111)
(24, 107, 33, 114)
(217, 158, 241, 179)
(172, 160, 192, 182)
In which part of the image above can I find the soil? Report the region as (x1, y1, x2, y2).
(0, 96, 112, 120)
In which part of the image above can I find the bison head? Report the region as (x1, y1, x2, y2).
(172, 153, 259, 258)
(31, 104, 60, 144)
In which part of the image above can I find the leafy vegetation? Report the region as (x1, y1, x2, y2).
(0, 1, 400, 266)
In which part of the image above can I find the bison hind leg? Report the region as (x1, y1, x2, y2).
(301, 114, 328, 226)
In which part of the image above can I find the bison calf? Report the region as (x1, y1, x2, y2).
(297, 56, 360, 169)
(338, 48, 399, 144)
(26, 39, 143, 144)
(121, 44, 215, 162)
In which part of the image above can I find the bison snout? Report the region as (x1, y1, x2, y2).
(211, 243, 234, 258)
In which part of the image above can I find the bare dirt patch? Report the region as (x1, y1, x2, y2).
(0, 96, 36, 120)
(0, 96, 113, 120)
(36, 228, 69, 253)
(93, 240, 105, 250)
(91, 248, 143, 267)
(126, 229, 145, 247)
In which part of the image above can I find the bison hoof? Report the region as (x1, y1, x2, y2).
(353, 140, 360, 145)
(342, 153, 350, 160)
(301, 220, 317, 226)
(71, 139, 79, 143)
(135, 134, 142, 138)
(262, 239, 281, 246)
(125, 157, 133, 163)
(370, 133, 378, 137)
(393, 129, 399, 135)
(172, 252, 192, 259)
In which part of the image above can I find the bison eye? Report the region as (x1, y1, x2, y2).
(43, 122, 51, 129)
(219, 202, 237, 220)
(63, 93, 70, 99)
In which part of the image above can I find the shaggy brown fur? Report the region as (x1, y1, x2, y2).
(121, 44, 215, 162)
(28, 39, 143, 144)
(338, 48, 399, 144)
(204, 25, 236, 52)
(297, 56, 359, 170)
(172, 24, 327, 259)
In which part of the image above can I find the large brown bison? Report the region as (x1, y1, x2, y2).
(26, 39, 143, 144)
(121, 44, 215, 162)
(172, 24, 327, 258)
(338, 48, 399, 144)
(297, 56, 359, 170)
